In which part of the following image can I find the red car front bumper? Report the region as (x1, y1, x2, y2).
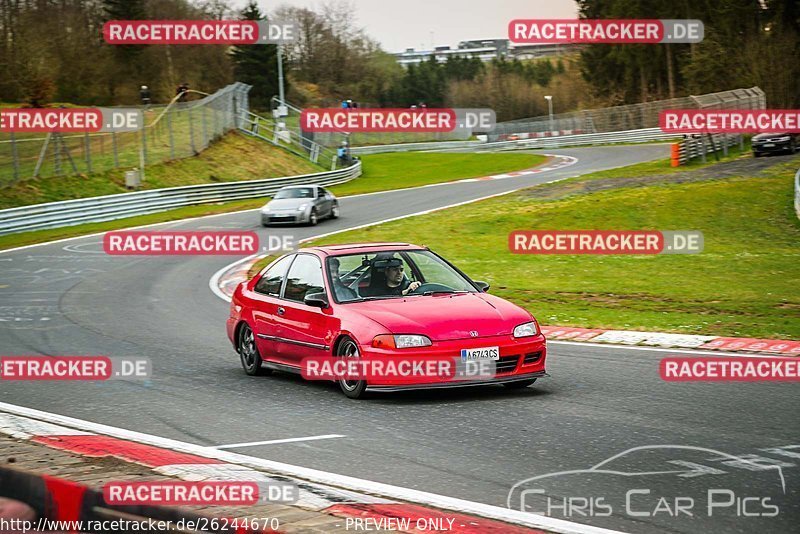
(357, 333, 547, 390)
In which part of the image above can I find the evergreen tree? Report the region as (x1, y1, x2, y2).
(230, 1, 287, 109)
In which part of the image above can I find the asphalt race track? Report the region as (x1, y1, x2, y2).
(1, 144, 797, 534)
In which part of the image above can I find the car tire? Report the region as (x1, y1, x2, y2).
(331, 203, 339, 219)
(336, 337, 367, 399)
(753, 151, 762, 158)
(308, 209, 318, 226)
(502, 379, 537, 389)
(238, 323, 270, 376)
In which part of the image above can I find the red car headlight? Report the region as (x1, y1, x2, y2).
(513, 321, 538, 338)
(372, 334, 432, 349)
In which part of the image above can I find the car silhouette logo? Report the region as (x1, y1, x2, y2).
(469, 331, 479, 337)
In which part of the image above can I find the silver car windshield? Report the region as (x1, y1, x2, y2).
(274, 188, 314, 199)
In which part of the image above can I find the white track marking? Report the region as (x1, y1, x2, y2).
(0, 402, 627, 534)
(214, 434, 345, 449)
(208, 252, 260, 302)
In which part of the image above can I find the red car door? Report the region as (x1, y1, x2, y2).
(276, 253, 338, 365)
(247, 254, 295, 365)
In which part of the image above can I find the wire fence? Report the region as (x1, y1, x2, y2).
(488, 87, 767, 141)
(238, 109, 341, 170)
(0, 82, 252, 188)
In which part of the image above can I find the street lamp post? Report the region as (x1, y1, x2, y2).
(544, 95, 554, 135)
(277, 43, 285, 107)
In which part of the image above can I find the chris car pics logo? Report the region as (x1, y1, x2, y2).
(508, 445, 790, 519)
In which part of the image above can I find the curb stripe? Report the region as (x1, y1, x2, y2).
(32, 435, 222, 467)
(0, 402, 628, 534)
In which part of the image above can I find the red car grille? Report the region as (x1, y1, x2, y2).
(523, 351, 543, 364)
(495, 355, 520, 374)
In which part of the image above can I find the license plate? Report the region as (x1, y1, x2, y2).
(461, 346, 499, 361)
(763, 143, 775, 147)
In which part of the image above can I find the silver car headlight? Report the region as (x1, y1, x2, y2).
(513, 321, 538, 338)
(297, 203, 309, 212)
(776, 136, 790, 142)
(394, 334, 432, 348)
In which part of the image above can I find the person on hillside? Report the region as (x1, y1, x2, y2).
(140, 85, 151, 106)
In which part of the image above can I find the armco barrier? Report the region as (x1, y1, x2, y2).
(795, 168, 800, 220)
(430, 128, 677, 153)
(671, 134, 743, 166)
(0, 161, 361, 236)
(352, 128, 675, 156)
(0, 466, 244, 533)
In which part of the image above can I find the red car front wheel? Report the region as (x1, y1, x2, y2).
(337, 337, 367, 399)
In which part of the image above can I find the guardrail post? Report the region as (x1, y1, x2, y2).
(699, 136, 706, 163)
(722, 133, 728, 157)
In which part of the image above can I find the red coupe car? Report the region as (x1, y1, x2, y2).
(226, 243, 547, 398)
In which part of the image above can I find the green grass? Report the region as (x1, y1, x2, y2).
(304, 156, 800, 340)
(328, 152, 546, 197)
(0, 132, 323, 210)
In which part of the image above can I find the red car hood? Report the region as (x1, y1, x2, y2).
(349, 293, 532, 341)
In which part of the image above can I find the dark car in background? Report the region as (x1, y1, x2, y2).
(752, 132, 799, 157)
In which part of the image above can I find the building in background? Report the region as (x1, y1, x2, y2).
(394, 38, 579, 67)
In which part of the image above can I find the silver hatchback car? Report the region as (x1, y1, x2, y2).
(260, 185, 339, 226)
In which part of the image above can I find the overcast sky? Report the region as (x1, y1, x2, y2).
(239, 0, 579, 53)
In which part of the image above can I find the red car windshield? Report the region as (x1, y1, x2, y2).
(327, 250, 478, 303)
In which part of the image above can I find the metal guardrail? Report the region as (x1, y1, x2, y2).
(795, 168, 800, 220)
(352, 128, 676, 156)
(672, 134, 743, 166)
(0, 161, 361, 236)
(478, 128, 676, 151)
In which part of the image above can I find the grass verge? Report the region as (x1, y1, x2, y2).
(303, 155, 800, 340)
(328, 152, 545, 197)
(0, 132, 323, 210)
